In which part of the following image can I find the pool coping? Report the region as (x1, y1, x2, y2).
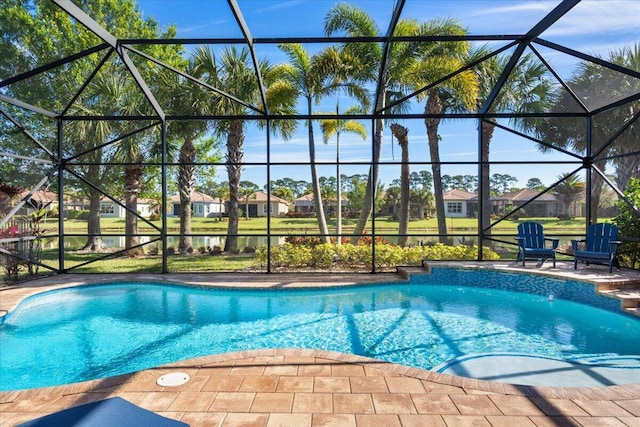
(1, 349, 639, 403)
(1, 261, 639, 401)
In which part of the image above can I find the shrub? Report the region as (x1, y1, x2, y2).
(285, 235, 324, 247)
(66, 209, 86, 219)
(285, 211, 313, 218)
(76, 210, 90, 220)
(255, 242, 500, 269)
(612, 178, 640, 269)
(149, 213, 162, 221)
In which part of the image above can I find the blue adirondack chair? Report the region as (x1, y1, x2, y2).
(572, 223, 621, 273)
(515, 221, 559, 267)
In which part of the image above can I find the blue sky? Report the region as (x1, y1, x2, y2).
(133, 0, 639, 190)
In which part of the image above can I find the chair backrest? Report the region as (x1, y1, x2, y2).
(586, 223, 618, 253)
(517, 221, 545, 249)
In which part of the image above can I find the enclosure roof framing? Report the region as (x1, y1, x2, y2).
(1, 1, 635, 123)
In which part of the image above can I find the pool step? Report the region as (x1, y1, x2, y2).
(625, 307, 640, 317)
(598, 287, 640, 317)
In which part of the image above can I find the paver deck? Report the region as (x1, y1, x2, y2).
(1, 262, 639, 426)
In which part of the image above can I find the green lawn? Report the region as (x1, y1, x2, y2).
(14, 215, 604, 279)
(53, 216, 595, 234)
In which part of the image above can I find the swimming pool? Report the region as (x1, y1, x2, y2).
(1, 269, 639, 391)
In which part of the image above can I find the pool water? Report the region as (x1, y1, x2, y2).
(1, 279, 640, 390)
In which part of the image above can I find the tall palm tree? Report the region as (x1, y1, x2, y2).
(554, 172, 585, 217)
(278, 43, 364, 243)
(324, 4, 389, 244)
(67, 72, 124, 252)
(536, 44, 640, 224)
(319, 105, 367, 243)
(474, 49, 554, 240)
(325, 5, 461, 244)
(390, 123, 410, 246)
(193, 46, 296, 252)
(410, 18, 478, 242)
(159, 61, 211, 253)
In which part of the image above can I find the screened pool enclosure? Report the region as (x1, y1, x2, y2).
(1, 0, 639, 277)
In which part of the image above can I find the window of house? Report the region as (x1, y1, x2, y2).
(100, 202, 114, 215)
(447, 202, 462, 214)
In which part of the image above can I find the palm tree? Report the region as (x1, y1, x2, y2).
(192, 46, 296, 252)
(159, 61, 211, 253)
(278, 43, 364, 243)
(324, 4, 391, 244)
(325, 6, 464, 244)
(390, 123, 410, 246)
(67, 72, 124, 252)
(410, 18, 478, 242)
(319, 105, 367, 243)
(554, 173, 585, 217)
(474, 49, 554, 240)
(118, 132, 146, 256)
(535, 43, 640, 223)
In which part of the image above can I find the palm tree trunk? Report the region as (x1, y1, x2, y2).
(614, 155, 639, 193)
(83, 187, 106, 251)
(391, 124, 410, 247)
(308, 106, 330, 243)
(179, 135, 196, 253)
(225, 120, 244, 252)
(425, 92, 447, 243)
(590, 170, 604, 223)
(82, 162, 106, 251)
(481, 119, 496, 244)
(124, 163, 143, 256)
(350, 92, 385, 244)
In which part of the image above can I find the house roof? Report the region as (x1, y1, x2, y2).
(169, 191, 223, 203)
(99, 196, 156, 205)
(295, 193, 314, 202)
(495, 189, 557, 202)
(251, 191, 290, 205)
(295, 193, 348, 203)
(19, 189, 57, 203)
(442, 189, 477, 201)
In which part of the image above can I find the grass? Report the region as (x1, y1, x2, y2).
(52, 216, 595, 234)
(36, 250, 257, 274)
(7, 215, 598, 279)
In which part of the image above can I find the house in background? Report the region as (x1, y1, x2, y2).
(443, 189, 477, 218)
(18, 189, 58, 214)
(100, 197, 156, 218)
(294, 193, 349, 217)
(491, 189, 559, 217)
(294, 193, 314, 214)
(240, 191, 289, 218)
(169, 191, 225, 218)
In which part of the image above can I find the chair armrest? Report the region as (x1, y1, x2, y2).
(610, 240, 623, 250)
(515, 236, 524, 247)
(571, 239, 585, 251)
(545, 237, 560, 249)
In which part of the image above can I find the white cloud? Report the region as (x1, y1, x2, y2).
(254, 0, 304, 13)
(467, 0, 638, 38)
(178, 20, 228, 34)
(542, 0, 640, 37)
(473, 1, 555, 17)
